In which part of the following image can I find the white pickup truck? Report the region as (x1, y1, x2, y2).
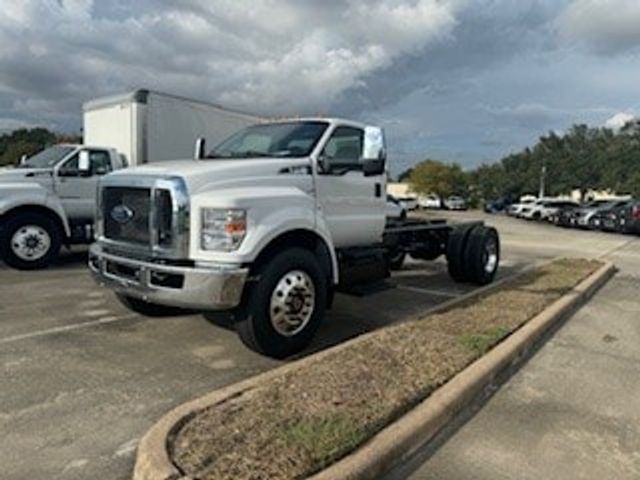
(0, 145, 125, 269)
(89, 118, 500, 357)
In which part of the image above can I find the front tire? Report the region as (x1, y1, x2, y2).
(234, 248, 327, 358)
(1, 213, 62, 270)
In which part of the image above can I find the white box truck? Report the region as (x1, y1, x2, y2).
(83, 89, 261, 166)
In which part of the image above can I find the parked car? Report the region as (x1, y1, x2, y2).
(396, 196, 419, 211)
(597, 200, 639, 233)
(574, 200, 628, 229)
(443, 195, 467, 210)
(386, 195, 407, 220)
(521, 199, 579, 221)
(507, 198, 536, 216)
(552, 203, 580, 227)
(418, 194, 441, 209)
(589, 201, 628, 231)
(519, 199, 546, 220)
(617, 201, 640, 234)
(484, 198, 510, 214)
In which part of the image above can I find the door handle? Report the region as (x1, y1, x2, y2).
(375, 183, 382, 198)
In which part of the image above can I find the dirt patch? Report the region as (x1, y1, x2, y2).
(170, 258, 601, 480)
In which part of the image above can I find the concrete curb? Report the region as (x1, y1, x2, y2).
(133, 261, 615, 480)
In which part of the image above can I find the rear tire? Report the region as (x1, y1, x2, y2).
(446, 225, 475, 282)
(463, 226, 500, 285)
(115, 293, 186, 317)
(0, 212, 62, 270)
(234, 248, 327, 358)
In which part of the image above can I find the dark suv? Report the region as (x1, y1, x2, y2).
(613, 201, 640, 234)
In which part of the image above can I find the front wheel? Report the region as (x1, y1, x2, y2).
(234, 248, 327, 358)
(0, 213, 62, 270)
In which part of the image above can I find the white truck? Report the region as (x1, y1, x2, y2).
(0, 145, 125, 269)
(89, 118, 500, 358)
(0, 90, 260, 270)
(83, 89, 260, 166)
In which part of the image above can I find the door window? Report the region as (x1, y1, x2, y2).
(58, 153, 80, 176)
(321, 126, 363, 173)
(57, 150, 112, 177)
(89, 150, 112, 175)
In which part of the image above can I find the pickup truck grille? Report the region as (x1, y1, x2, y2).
(99, 176, 189, 259)
(104, 187, 152, 245)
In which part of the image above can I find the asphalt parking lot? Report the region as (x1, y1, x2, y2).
(1, 212, 637, 480)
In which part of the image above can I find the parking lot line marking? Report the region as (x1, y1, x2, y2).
(394, 285, 461, 298)
(0, 314, 137, 345)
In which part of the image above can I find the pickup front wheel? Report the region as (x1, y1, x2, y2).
(1, 213, 62, 270)
(234, 248, 327, 359)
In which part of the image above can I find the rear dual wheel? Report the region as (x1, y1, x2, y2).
(446, 225, 500, 285)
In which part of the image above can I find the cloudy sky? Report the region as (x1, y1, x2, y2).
(1, 0, 640, 174)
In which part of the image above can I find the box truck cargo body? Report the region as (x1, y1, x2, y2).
(83, 89, 261, 166)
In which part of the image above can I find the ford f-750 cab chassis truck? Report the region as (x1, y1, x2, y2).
(89, 118, 499, 358)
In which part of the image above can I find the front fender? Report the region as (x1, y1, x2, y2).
(0, 183, 71, 236)
(189, 187, 339, 283)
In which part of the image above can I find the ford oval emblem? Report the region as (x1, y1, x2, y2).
(111, 204, 134, 224)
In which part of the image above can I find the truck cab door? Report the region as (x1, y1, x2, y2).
(314, 125, 386, 248)
(54, 149, 113, 223)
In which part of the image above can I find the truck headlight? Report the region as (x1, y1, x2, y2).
(201, 208, 247, 252)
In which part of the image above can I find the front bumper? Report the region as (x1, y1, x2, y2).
(88, 243, 248, 310)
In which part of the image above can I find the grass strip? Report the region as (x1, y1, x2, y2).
(171, 258, 601, 480)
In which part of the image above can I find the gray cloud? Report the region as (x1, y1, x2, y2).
(557, 0, 640, 54)
(0, 0, 459, 128)
(0, 0, 639, 173)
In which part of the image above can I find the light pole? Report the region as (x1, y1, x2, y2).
(539, 158, 546, 199)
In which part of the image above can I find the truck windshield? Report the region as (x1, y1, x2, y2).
(207, 121, 329, 159)
(20, 145, 75, 168)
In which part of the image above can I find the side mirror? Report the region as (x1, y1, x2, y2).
(317, 154, 331, 174)
(363, 157, 385, 176)
(362, 126, 386, 177)
(194, 137, 206, 159)
(78, 150, 91, 174)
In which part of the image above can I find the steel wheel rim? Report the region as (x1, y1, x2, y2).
(270, 270, 315, 337)
(483, 237, 498, 274)
(10, 225, 51, 261)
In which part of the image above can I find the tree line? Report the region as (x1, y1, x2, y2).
(0, 128, 81, 167)
(402, 121, 640, 204)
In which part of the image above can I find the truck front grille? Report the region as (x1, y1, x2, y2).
(104, 187, 152, 245)
(98, 176, 189, 259)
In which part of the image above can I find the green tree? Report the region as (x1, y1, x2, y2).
(0, 127, 68, 166)
(409, 160, 467, 198)
(397, 167, 413, 182)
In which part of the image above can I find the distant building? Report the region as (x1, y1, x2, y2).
(387, 182, 416, 198)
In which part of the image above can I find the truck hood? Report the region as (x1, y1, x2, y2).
(0, 167, 53, 184)
(107, 158, 312, 194)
